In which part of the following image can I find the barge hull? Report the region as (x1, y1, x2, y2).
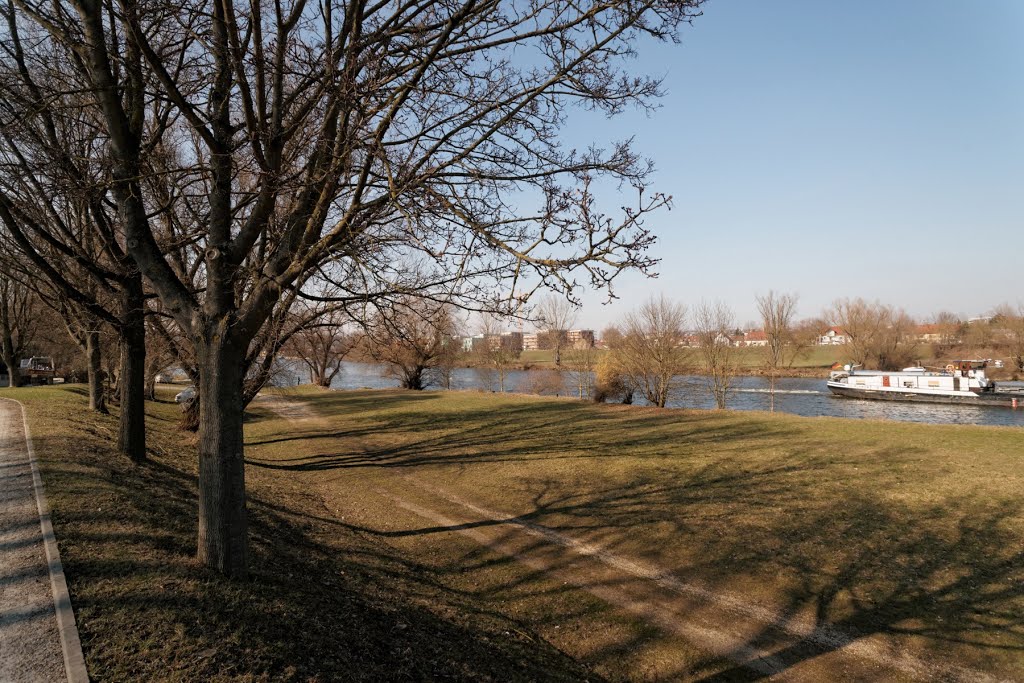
(827, 384, 1023, 408)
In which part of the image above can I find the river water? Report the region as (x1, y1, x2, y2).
(277, 360, 1024, 428)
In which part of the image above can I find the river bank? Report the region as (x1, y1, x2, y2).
(313, 360, 1024, 428)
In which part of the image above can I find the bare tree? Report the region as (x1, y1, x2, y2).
(519, 368, 566, 396)
(0, 271, 37, 387)
(931, 311, 965, 354)
(993, 304, 1024, 372)
(436, 326, 464, 391)
(611, 296, 688, 408)
(536, 296, 578, 367)
(142, 319, 180, 401)
(832, 298, 917, 370)
(475, 317, 520, 393)
(367, 301, 457, 391)
(288, 308, 354, 388)
(694, 301, 738, 409)
(5, 0, 703, 576)
(594, 333, 635, 404)
(565, 343, 598, 399)
(788, 317, 825, 367)
(756, 291, 798, 412)
(0, 83, 149, 458)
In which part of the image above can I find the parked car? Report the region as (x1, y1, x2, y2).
(174, 387, 196, 404)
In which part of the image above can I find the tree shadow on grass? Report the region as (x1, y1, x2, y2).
(31, 388, 1024, 681)
(245, 393, 789, 473)
(31, 431, 601, 682)
(236, 390, 1024, 679)
(388, 466, 1024, 681)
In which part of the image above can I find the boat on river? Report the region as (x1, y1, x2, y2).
(827, 360, 1024, 408)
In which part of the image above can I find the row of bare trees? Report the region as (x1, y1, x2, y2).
(596, 296, 741, 409)
(0, 0, 699, 577)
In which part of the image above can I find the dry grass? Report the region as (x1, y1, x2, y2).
(4, 383, 1023, 680)
(0, 385, 594, 682)
(247, 387, 1024, 681)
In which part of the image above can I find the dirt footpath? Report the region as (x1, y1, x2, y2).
(0, 399, 66, 682)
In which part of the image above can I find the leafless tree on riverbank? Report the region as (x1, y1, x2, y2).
(288, 308, 355, 389)
(536, 296, 578, 367)
(993, 304, 1024, 373)
(367, 301, 458, 391)
(471, 316, 520, 393)
(757, 291, 798, 412)
(566, 344, 599, 399)
(3, 0, 703, 577)
(694, 301, 739, 409)
(610, 296, 688, 408)
(831, 298, 917, 370)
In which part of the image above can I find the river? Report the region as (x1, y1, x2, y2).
(276, 360, 1024, 428)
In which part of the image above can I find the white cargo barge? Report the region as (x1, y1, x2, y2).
(827, 360, 1023, 408)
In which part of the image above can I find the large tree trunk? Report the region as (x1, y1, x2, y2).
(86, 329, 107, 413)
(117, 275, 146, 461)
(2, 353, 17, 388)
(196, 329, 248, 578)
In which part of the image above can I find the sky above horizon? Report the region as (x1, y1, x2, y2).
(556, 0, 1024, 331)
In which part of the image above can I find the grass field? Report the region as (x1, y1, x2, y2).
(0, 386, 592, 681)
(4, 384, 1023, 680)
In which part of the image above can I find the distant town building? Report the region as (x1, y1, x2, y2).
(523, 332, 541, 351)
(494, 332, 523, 352)
(734, 330, 768, 347)
(913, 324, 944, 343)
(679, 333, 699, 348)
(819, 326, 848, 345)
(462, 332, 523, 353)
(567, 329, 595, 349)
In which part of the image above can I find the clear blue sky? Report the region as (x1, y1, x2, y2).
(563, 0, 1024, 331)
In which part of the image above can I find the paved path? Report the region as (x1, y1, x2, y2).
(0, 399, 68, 682)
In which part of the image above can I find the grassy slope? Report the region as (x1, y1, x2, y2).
(0, 385, 594, 682)
(248, 388, 1024, 681)
(5, 384, 1023, 680)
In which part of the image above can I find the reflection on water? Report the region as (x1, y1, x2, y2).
(275, 360, 1024, 428)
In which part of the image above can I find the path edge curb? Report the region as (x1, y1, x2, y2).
(10, 398, 89, 683)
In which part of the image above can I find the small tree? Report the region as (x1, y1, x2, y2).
(593, 344, 635, 404)
(931, 311, 965, 354)
(143, 320, 178, 400)
(611, 296, 688, 408)
(519, 369, 566, 397)
(475, 318, 520, 392)
(367, 302, 456, 391)
(565, 343, 598, 399)
(831, 298, 917, 370)
(436, 337, 463, 391)
(289, 310, 354, 388)
(694, 301, 739, 409)
(756, 291, 798, 412)
(536, 296, 578, 367)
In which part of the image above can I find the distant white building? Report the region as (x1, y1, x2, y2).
(734, 330, 768, 347)
(819, 326, 848, 345)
